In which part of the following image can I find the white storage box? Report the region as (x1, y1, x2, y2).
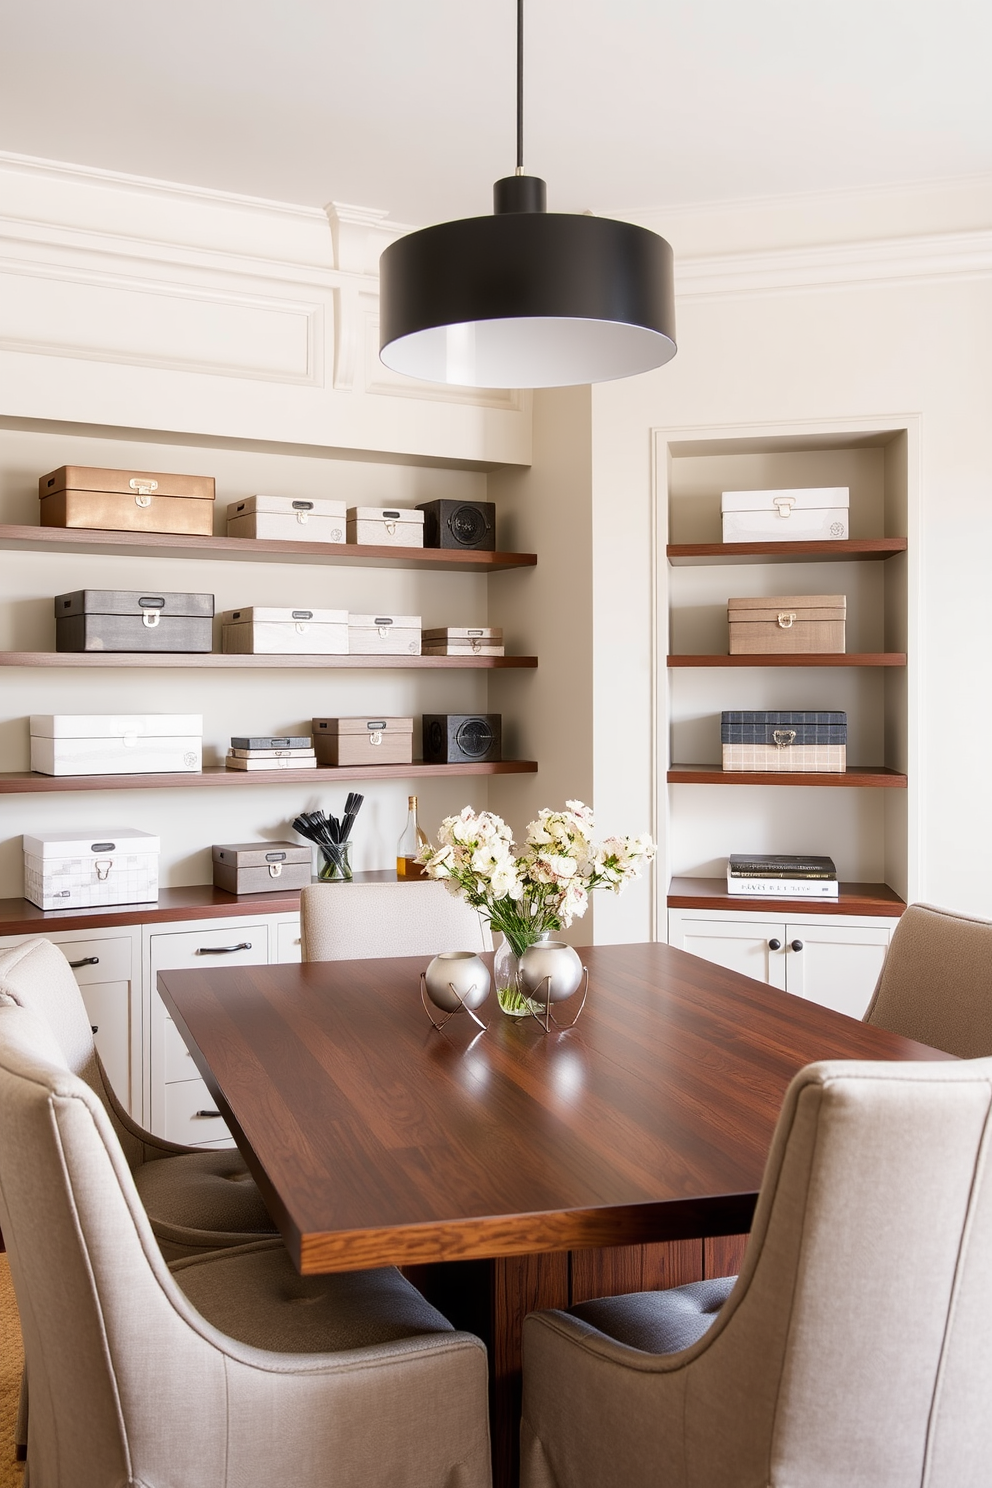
(24, 828, 160, 909)
(220, 607, 348, 655)
(721, 488, 849, 543)
(346, 507, 425, 548)
(348, 613, 422, 656)
(226, 496, 346, 543)
(30, 715, 202, 776)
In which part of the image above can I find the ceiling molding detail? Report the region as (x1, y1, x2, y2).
(677, 230, 992, 301)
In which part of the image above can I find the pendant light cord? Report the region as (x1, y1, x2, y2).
(516, 0, 524, 172)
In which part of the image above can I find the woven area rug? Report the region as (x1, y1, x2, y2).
(0, 1255, 24, 1487)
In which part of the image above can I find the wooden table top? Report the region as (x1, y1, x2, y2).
(158, 942, 949, 1275)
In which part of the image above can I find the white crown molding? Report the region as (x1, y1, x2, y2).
(676, 229, 992, 301)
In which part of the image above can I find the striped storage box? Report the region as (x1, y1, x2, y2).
(721, 711, 847, 773)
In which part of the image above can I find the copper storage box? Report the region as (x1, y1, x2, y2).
(312, 717, 414, 767)
(212, 841, 312, 895)
(39, 465, 216, 537)
(728, 594, 846, 655)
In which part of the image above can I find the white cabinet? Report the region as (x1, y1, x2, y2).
(668, 909, 896, 1019)
(146, 919, 271, 1148)
(0, 925, 140, 1114)
(274, 915, 302, 963)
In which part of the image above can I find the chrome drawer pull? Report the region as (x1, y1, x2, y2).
(69, 956, 100, 969)
(195, 942, 252, 955)
(194, 1109, 221, 1119)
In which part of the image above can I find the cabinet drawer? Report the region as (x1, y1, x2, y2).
(150, 923, 269, 973)
(163, 1016, 200, 1083)
(164, 1077, 233, 1146)
(61, 935, 132, 985)
(79, 980, 131, 1106)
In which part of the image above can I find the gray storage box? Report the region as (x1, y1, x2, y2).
(212, 841, 312, 895)
(55, 589, 214, 653)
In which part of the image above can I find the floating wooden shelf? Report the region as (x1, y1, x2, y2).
(667, 653, 905, 668)
(667, 538, 907, 566)
(667, 876, 906, 918)
(0, 652, 537, 670)
(0, 874, 402, 938)
(0, 523, 537, 573)
(668, 764, 907, 788)
(0, 760, 538, 795)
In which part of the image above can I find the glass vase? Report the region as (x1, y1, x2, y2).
(317, 842, 353, 881)
(494, 934, 544, 1017)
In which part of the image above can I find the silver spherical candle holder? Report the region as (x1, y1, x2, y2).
(518, 941, 589, 1032)
(421, 951, 491, 1032)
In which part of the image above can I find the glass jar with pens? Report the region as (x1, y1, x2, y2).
(292, 795, 364, 882)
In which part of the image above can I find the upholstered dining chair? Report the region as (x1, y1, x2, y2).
(300, 878, 493, 960)
(0, 1001, 492, 1488)
(0, 938, 277, 1259)
(521, 1055, 991, 1488)
(863, 900, 992, 1057)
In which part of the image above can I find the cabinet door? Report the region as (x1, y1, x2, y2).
(668, 914, 788, 990)
(784, 922, 892, 1019)
(275, 917, 302, 963)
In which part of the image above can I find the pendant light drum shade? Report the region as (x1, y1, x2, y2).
(379, 207, 677, 389)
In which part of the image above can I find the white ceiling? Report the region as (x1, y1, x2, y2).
(2, 0, 990, 225)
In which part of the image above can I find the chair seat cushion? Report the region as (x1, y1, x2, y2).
(171, 1243, 455, 1354)
(134, 1149, 277, 1243)
(569, 1275, 736, 1355)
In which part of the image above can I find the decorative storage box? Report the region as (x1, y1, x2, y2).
(312, 716, 414, 767)
(347, 613, 421, 656)
(23, 828, 160, 910)
(423, 714, 502, 764)
(722, 711, 847, 773)
(225, 495, 347, 543)
(346, 507, 425, 548)
(721, 488, 850, 543)
(54, 589, 214, 653)
(416, 499, 496, 551)
(220, 607, 348, 655)
(212, 841, 311, 895)
(39, 466, 215, 537)
(421, 627, 504, 657)
(728, 595, 846, 654)
(30, 714, 202, 776)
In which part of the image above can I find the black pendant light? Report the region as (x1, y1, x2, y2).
(379, 0, 677, 389)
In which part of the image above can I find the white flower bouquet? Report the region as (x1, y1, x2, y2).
(417, 800, 655, 1009)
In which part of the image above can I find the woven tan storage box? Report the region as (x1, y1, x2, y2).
(312, 717, 414, 767)
(39, 466, 215, 537)
(728, 595, 846, 654)
(722, 744, 847, 772)
(422, 626, 504, 657)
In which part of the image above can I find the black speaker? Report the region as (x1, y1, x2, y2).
(423, 714, 502, 764)
(416, 499, 496, 551)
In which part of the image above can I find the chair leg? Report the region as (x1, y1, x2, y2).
(15, 1366, 27, 1459)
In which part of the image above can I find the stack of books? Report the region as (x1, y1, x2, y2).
(225, 734, 317, 771)
(727, 854, 838, 899)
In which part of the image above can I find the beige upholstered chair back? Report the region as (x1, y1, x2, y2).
(300, 879, 493, 961)
(864, 901, 992, 1057)
(0, 936, 142, 1165)
(0, 1003, 492, 1488)
(524, 1057, 992, 1488)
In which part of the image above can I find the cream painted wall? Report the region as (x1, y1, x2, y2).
(487, 386, 595, 944)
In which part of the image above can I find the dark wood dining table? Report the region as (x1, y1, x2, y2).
(158, 941, 948, 1488)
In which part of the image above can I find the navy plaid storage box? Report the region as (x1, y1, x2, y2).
(721, 711, 847, 772)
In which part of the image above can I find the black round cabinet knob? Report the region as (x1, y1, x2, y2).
(768, 939, 782, 951)
(791, 939, 804, 953)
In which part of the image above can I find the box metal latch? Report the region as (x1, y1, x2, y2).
(772, 496, 796, 518)
(776, 612, 797, 628)
(772, 730, 797, 748)
(130, 477, 159, 508)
